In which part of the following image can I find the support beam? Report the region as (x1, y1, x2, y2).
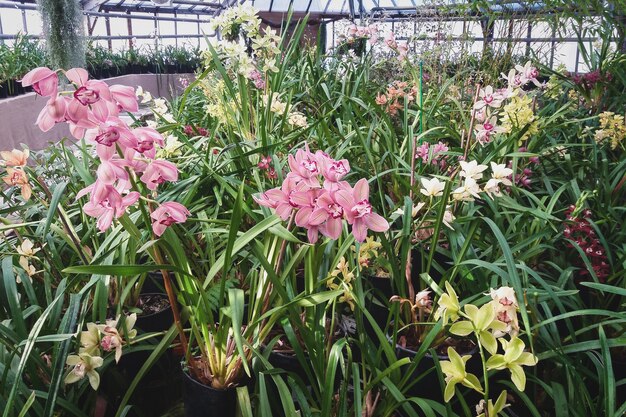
(105, 10, 112, 50)
(126, 10, 133, 49)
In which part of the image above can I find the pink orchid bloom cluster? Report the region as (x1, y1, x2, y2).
(257, 155, 277, 179)
(254, 146, 389, 243)
(415, 141, 449, 169)
(503, 61, 543, 89)
(342, 23, 380, 44)
(384, 32, 409, 61)
(22, 67, 189, 236)
(472, 62, 542, 145)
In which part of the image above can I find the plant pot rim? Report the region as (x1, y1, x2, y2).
(181, 362, 242, 391)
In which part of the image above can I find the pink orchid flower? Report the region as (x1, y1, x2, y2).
(36, 95, 68, 132)
(310, 191, 345, 240)
(368, 24, 379, 44)
(82, 182, 139, 232)
(286, 146, 321, 188)
(336, 178, 389, 242)
(109, 85, 139, 113)
(140, 160, 179, 190)
(258, 155, 272, 170)
(385, 32, 398, 49)
(65, 68, 113, 124)
(96, 158, 130, 185)
(132, 127, 164, 159)
(474, 116, 505, 145)
(318, 152, 351, 190)
(254, 177, 302, 220)
(85, 117, 137, 159)
(21, 67, 58, 97)
(473, 86, 505, 110)
(289, 187, 326, 243)
(151, 202, 190, 236)
(396, 42, 409, 61)
(3, 168, 31, 200)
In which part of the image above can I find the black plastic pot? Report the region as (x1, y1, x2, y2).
(144, 270, 172, 294)
(411, 248, 453, 283)
(268, 349, 309, 381)
(5, 80, 17, 97)
(0, 83, 7, 99)
(105, 347, 182, 417)
(135, 292, 174, 333)
(182, 369, 237, 417)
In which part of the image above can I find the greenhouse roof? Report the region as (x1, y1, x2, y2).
(0, 0, 559, 20)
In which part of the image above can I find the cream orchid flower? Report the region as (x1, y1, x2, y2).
(490, 162, 513, 186)
(452, 177, 482, 201)
(440, 347, 483, 402)
(420, 177, 446, 198)
(486, 337, 538, 391)
(80, 322, 103, 356)
(460, 160, 488, 180)
(443, 207, 456, 230)
(65, 353, 103, 390)
(476, 390, 510, 417)
(450, 303, 507, 354)
(434, 281, 461, 325)
(393, 202, 426, 218)
(17, 239, 39, 258)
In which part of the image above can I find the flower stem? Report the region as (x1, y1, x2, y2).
(476, 333, 490, 416)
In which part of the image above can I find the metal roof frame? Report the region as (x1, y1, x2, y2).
(0, 0, 579, 20)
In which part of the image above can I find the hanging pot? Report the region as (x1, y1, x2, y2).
(182, 368, 237, 417)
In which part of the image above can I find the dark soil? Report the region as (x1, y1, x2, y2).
(137, 293, 170, 316)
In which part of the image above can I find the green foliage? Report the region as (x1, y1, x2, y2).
(1, 4, 626, 417)
(36, 0, 85, 70)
